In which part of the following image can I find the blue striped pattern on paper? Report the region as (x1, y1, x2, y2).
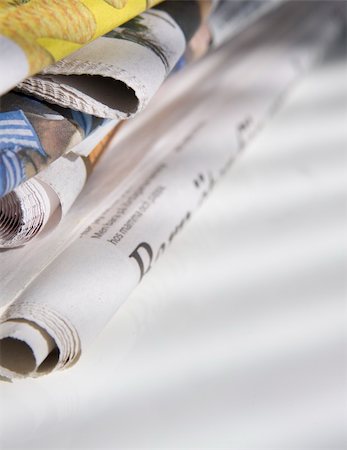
(0, 110, 46, 197)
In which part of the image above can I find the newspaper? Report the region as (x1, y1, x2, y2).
(17, 3, 199, 119)
(0, 125, 120, 248)
(0, 1, 343, 379)
(0, 0, 161, 96)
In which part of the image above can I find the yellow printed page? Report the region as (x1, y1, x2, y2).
(0, 0, 162, 79)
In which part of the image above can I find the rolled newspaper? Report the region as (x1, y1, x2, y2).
(0, 123, 120, 248)
(0, 1, 343, 379)
(0, 0, 162, 96)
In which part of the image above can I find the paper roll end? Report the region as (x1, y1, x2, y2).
(0, 320, 58, 379)
(0, 180, 55, 248)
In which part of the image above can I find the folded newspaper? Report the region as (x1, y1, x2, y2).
(0, 0, 161, 96)
(0, 1, 343, 379)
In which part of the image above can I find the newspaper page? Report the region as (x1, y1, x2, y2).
(0, 1, 343, 379)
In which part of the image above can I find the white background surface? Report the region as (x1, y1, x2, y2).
(0, 39, 346, 450)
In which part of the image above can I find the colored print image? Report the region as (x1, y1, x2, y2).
(0, 109, 47, 196)
(0, 92, 106, 197)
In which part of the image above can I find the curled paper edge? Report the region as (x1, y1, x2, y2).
(0, 302, 81, 379)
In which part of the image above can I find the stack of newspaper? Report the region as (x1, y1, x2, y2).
(0, 0, 344, 380)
